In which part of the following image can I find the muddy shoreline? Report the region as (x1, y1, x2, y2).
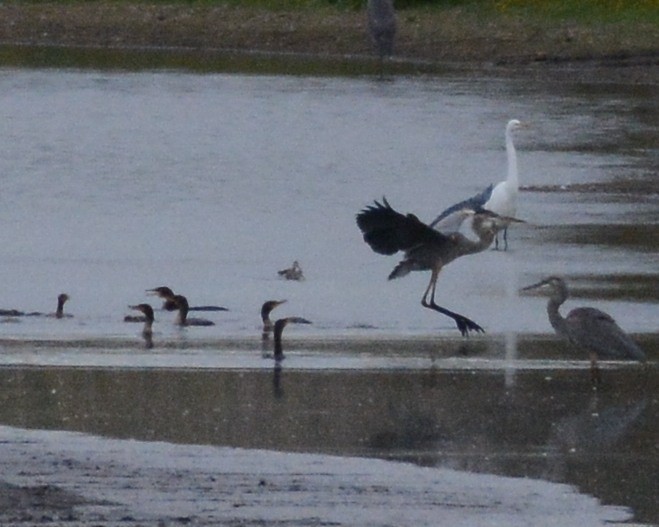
(0, 3, 658, 82)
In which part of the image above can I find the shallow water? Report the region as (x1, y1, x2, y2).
(0, 65, 657, 523)
(0, 68, 657, 339)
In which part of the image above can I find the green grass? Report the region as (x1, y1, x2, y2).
(15, 0, 659, 22)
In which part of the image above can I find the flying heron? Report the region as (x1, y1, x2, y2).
(521, 276, 646, 385)
(367, 0, 396, 60)
(356, 197, 522, 336)
(273, 317, 312, 362)
(431, 119, 526, 250)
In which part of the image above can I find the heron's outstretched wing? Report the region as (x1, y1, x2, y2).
(565, 307, 645, 361)
(356, 198, 450, 255)
(429, 184, 493, 232)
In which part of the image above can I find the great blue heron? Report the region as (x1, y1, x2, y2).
(261, 299, 287, 342)
(273, 317, 312, 362)
(146, 286, 228, 312)
(432, 119, 526, 250)
(521, 276, 646, 385)
(356, 197, 521, 336)
(367, 0, 396, 60)
(129, 303, 154, 349)
(1, 293, 72, 319)
(172, 294, 215, 327)
(278, 261, 305, 281)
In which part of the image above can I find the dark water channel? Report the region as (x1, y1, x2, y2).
(0, 356, 656, 524)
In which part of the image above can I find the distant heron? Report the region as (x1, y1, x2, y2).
(278, 261, 305, 281)
(129, 303, 155, 349)
(273, 317, 312, 362)
(521, 276, 646, 385)
(367, 0, 396, 60)
(356, 197, 522, 336)
(261, 299, 287, 342)
(432, 119, 526, 250)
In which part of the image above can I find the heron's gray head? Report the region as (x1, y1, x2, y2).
(520, 276, 568, 297)
(472, 209, 524, 233)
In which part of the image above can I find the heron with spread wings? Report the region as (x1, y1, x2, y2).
(356, 197, 521, 336)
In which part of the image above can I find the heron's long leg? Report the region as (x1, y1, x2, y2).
(420, 265, 485, 337)
(589, 352, 602, 388)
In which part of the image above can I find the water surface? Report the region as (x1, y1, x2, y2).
(0, 66, 657, 524)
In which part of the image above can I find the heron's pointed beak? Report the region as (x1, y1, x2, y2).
(499, 215, 526, 224)
(519, 279, 549, 294)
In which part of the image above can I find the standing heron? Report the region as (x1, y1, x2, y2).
(521, 276, 645, 385)
(367, 0, 396, 60)
(431, 119, 526, 249)
(273, 317, 312, 362)
(356, 198, 521, 336)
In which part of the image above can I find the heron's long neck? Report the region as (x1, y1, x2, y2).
(462, 230, 496, 257)
(143, 319, 153, 334)
(546, 295, 568, 337)
(505, 129, 518, 188)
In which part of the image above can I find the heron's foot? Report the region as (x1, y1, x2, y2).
(422, 300, 485, 337)
(454, 315, 485, 337)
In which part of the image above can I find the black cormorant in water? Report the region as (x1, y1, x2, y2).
(129, 303, 155, 349)
(147, 286, 228, 312)
(261, 299, 287, 341)
(173, 295, 215, 327)
(272, 316, 312, 362)
(1, 293, 72, 319)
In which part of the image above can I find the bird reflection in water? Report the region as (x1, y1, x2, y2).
(269, 316, 312, 398)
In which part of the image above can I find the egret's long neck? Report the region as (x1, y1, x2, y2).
(505, 129, 518, 188)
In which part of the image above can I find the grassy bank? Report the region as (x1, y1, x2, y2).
(0, 1, 657, 69)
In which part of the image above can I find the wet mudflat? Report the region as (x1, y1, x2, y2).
(0, 342, 656, 526)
